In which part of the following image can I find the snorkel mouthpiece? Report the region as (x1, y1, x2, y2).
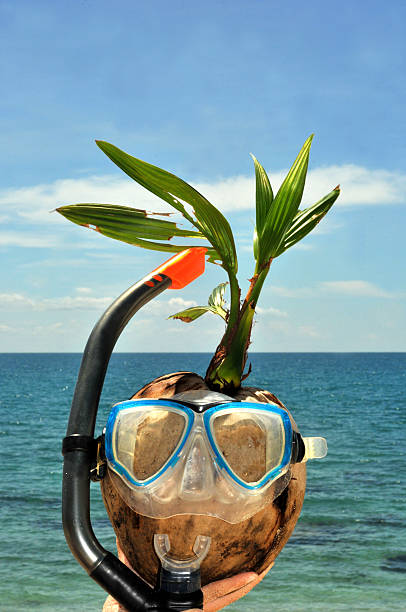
(154, 534, 211, 610)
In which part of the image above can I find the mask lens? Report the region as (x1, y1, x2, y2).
(211, 409, 286, 484)
(113, 406, 187, 481)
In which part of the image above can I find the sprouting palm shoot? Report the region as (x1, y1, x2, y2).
(57, 135, 340, 393)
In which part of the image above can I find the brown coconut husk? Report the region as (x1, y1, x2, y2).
(100, 372, 306, 587)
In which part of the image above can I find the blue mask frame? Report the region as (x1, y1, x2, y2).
(105, 398, 294, 492)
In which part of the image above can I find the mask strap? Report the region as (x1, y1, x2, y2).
(291, 431, 306, 463)
(291, 433, 328, 463)
(303, 437, 328, 460)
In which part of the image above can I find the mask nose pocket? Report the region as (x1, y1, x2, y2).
(180, 431, 214, 500)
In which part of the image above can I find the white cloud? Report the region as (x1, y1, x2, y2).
(306, 165, 406, 206)
(143, 296, 198, 318)
(76, 287, 92, 294)
(195, 175, 255, 212)
(0, 292, 113, 311)
(0, 293, 36, 307)
(41, 296, 114, 310)
(256, 306, 288, 318)
(271, 286, 313, 298)
(271, 280, 398, 299)
(31, 322, 64, 336)
(254, 317, 291, 335)
(0, 292, 201, 315)
(0, 175, 169, 226)
(253, 317, 324, 341)
(195, 165, 406, 209)
(298, 325, 322, 338)
(0, 231, 59, 248)
(0, 164, 404, 236)
(168, 297, 198, 309)
(0, 324, 15, 332)
(320, 280, 394, 298)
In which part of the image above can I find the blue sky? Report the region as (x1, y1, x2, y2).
(1, 0, 405, 353)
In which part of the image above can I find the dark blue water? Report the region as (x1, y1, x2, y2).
(0, 353, 405, 611)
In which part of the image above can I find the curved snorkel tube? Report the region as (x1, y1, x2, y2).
(62, 248, 208, 611)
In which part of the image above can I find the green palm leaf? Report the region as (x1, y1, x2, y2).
(208, 282, 228, 314)
(251, 154, 273, 237)
(275, 186, 340, 256)
(169, 306, 214, 323)
(56, 203, 218, 257)
(169, 282, 228, 323)
(96, 141, 238, 274)
(256, 134, 313, 265)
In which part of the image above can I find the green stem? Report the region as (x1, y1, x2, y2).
(223, 271, 240, 340)
(205, 259, 272, 393)
(245, 258, 272, 310)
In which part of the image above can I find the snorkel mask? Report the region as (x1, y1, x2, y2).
(105, 391, 326, 524)
(62, 247, 327, 611)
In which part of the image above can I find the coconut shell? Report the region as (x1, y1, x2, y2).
(100, 372, 306, 587)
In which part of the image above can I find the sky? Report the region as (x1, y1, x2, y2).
(1, 0, 405, 353)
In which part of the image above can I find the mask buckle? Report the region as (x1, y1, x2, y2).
(90, 434, 107, 482)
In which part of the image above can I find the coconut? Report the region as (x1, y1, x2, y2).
(101, 371, 306, 587)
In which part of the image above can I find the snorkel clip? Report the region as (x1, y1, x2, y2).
(90, 434, 107, 482)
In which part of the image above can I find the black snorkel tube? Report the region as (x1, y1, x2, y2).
(62, 248, 208, 611)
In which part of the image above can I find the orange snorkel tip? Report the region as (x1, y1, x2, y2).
(150, 247, 208, 289)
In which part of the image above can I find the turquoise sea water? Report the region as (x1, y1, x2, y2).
(0, 352, 405, 612)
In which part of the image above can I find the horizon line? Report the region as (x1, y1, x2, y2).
(1, 351, 405, 355)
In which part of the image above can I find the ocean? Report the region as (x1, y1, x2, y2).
(0, 353, 405, 611)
